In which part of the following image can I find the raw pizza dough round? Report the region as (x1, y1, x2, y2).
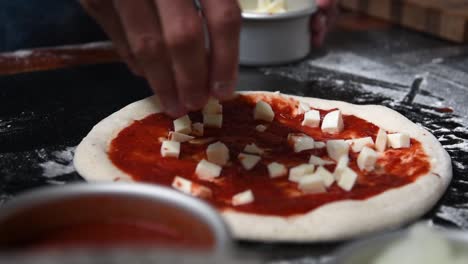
(74, 91, 452, 242)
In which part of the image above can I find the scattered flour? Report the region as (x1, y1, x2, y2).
(38, 146, 76, 178)
(436, 206, 468, 229)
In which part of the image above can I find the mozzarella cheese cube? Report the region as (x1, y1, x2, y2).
(192, 122, 204, 136)
(169, 131, 194, 143)
(173, 115, 192, 134)
(375, 128, 387, 152)
(333, 155, 349, 181)
(161, 141, 180, 158)
(203, 114, 223, 128)
(288, 164, 315, 182)
(171, 176, 192, 194)
(309, 155, 335, 166)
(191, 183, 213, 199)
(387, 133, 411, 149)
(267, 162, 287, 178)
(337, 167, 358, 191)
(232, 190, 255, 206)
(206, 141, 229, 166)
(290, 134, 315, 153)
(302, 110, 321, 128)
(321, 110, 344, 134)
(254, 100, 275, 122)
(326, 139, 349, 161)
(244, 143, 264, 155)
(357, 146, 378, 172)
(314, 166, 335, 187)
(298, 176, 327, 194)
(297, 101, 311, 115)
(195, 159, 222, 180)
(202, 97, 222, 114)
(346, 137, 375, 152)
(314, 141, 326, 149)
(255, 124, 267, 132)
(238, 153, 261, 170)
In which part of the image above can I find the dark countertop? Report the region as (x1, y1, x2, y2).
(0, 13, 467, 264)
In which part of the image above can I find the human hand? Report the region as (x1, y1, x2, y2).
(311, 0, 338, 47)
(80, 0, 241, 117)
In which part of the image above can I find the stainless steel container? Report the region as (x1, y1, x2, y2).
(0, 183, 232, 252)
(332, 228, 468, 264)
(239, 0, 317, 65)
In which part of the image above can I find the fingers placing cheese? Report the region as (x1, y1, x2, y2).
(206, 141, 229, 166)
(173, 115, 192, 134)
(256, 124, 268, 132)
(169, 132, 194, 143)
(244, 143, 264, 155)
(161, 141, 180, 158)
(314, 141, 326, 149)
(357, 146, 378, 171)
(267, 162, 287, 178)
(298, 175, 327, 194)
(202, 97, 222, 114)
(195, 159, 222, 180)
(321, 110, 344, 134)
(302, 110, 321, 128)
(289, 134, 315, 153)
(387, 133, 411, 149)
(254, 100, 275, 122)
(346, 137, 375, 152)
(203, 114, 223, 128)
(172, 176, 212, 198)
(289, 164, 315, 182)
(192, 122, 204, 136)
(314, 166, 335, 187)
(238, 153, 261, 170)
(333, 155, 349, 181)
(375, 128, 387, 152)
(337, 167, 358, 191)
(326, 139, 349, 161)
(232, 190, 255, 206)
(309, 155, 335, 166)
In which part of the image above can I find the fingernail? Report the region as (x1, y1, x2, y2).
(164, 102, 186, 118)
(212, 81, 236, 100)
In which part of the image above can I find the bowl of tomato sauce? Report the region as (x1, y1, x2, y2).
(0, 183, 232, 253)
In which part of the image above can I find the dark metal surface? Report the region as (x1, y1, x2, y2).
(0, 26, 467, 263)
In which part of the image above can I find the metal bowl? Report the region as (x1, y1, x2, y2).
(239, 0, 317, 65)
(0, 183, 232, 253)
(332, 227, 468, 264)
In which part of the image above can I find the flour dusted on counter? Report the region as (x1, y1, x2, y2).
(38, 146, 76, 178)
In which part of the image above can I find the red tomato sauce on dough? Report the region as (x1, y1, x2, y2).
(109, 94, 431, 216)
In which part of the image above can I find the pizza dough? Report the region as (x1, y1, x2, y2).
(74, 91, 452, 242)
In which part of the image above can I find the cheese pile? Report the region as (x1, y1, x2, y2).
(164, 95, 412, 207)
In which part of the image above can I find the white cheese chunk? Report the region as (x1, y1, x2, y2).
(375, 128, 387, 152)
(298, 175, 327, 194)
(314, 166, 335, 187)
(314, 141, 326, 149)
(191, 183, 213, 199)
(244, 143, 264, 155)
(333, 155, 349, 181)
(357, 146, 378, 171)
(387, 133, 411, 149)
(160, 141, 180, 158)
(169, 131, 194, 143)
(195, 159, 222, 180)
(321, 110, 344, 134)
(297, 101, 311, 115)
(206, 141, 229, 166)
(254, 100, 275, 122)
(326, 139, 349, 161)
(192, 122, 204, 136)
(173, 115, 192, 134)
(171, 176, 212, 198)
(289, 134, 315, 153)
(309, 155, 335, 166)
(202, 97, 222, 114)
(288, 164, 315, 182)
(267, 162, 287, 178)
(302, 110, 321, 128)
(238, 153, 261, 170)
(232, 190, 255, 206)
(346, 137, 375, 152)
(255, 124, 267, 132)
(203, 113, 223, 128)
(337, 167, 358, 191)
